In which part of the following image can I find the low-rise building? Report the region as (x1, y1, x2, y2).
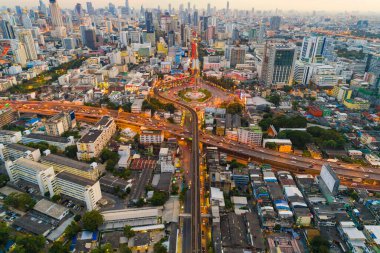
(0, 130, 22, 144)
(22, 133, 75, 151)
(0, 108, 18, 128)
(45, 111, 76, 136)
(0, 143, 41, 162)
(237, 125, 263, 146)
(139, 130, 164, 145)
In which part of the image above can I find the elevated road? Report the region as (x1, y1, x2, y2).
(3, 101, 380, 190)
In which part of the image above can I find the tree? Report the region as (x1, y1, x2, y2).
(150, 191, 168, 206)
(268, 94, 281, 106)
(4, 192, 36, 211)
(310, 236, 330, 253)
(51, 195, 61, 203)
(64, 145, 78, 159)
(82, 210, 104, 231)
(74, 214, 82, 222)
(153, 242, 168, 253)
(64, 221, 81, 239)
(0, 222, 10, 250)
(120, 245, 132, 253)
(123, 225, 135, 238)
(226, 102, 243, 115)
(0, 174, 9, 187)
(15, 235, 46, 253)
(49, 241, 70, 253)
(90, 243, 112, 253)
(171, 184, 179, 195)
(283, 85, 292, 92)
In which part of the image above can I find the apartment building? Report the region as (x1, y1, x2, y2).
(0, 143, 41, 162)
(41, 153, 101, 180)
(5, 158, 55, 195)
(0, 130, 22, 144)
(22, 133, 75, 151)
(76, 116, 117, 160)
(0, 108, 19, 128)
(140, 130, 164, 145)
(45, 111, 76, 136)
(48, 172, 102, 211)
(237, 126, 263, 146)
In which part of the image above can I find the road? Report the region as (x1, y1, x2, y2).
(3, 101, 380, 189)
(153, 88, 202, 253)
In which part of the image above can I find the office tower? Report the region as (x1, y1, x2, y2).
(11, 41, 27, 67)
(365, 53, 380, 94)
(125, 0, 130, 15)
(168, 3, 172, 14)
(109, 3, 116, 15)
(86, 2, 95, 15)
(145, 11, 154, 33)
(75, 3, 82, 17)
(63, 38, 76, 50)
(17, 29, 38, 61)
(193, 10, 199, 27)
(21, 12, 33, 29)
(49, 0, 64, 28)
(229, 46, 246, 67)
(300, 36, 328, 63)
(269, 16, 281, 30)
(261, 42, 297, 86)
(227, 1, 230, 12)
(232, 27, 240, 42)
(15, 6, 22, 16)
(207, 3, 211, 15)
(1, 20, 16, 39)
(39, 0, 48, 16)
(84, 28, 97, 50)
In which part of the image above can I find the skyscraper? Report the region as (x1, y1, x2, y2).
(75, 3, 83, 17)
(207, 3, 211, 15)
(145, 11, 154, 33)
(49, 0, 64, 28)
(227, 1, 230, 12)
(1, 20, 16, 39)
(125, 0, 130, 15)
(11, 41, 27, 67)
(229, 46, 246, 67)
(193, 10, 199, 27)
(17, 29, 38, 61)
(21, 12, 33, 29)
(300, 36, 328, 63)
(269, 16, 281, 31)
(261, 42, 297, 86)
(84, 28, 97, 50)
(49, 0, 66, 38)
(86, 2, 95, 15)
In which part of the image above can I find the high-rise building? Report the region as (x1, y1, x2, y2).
(228, 46, 246, 68)
(49, 0, 64, 28)
(125, 0, 130, 15)
(145, 11, 154, 33)
(17, 29, 38, 61)
(261, 42, 297, 86)
(227, 1, 230, 12)
(1, 20, 15, 39)
(300, 36, 329, 63)
(0, 108, 18, 129)
(75, 3, 83, 16)
(207, 3, 211, 15)
(109, 3, 116, 15)
(63, 38, 76, 50)
(39, 0, 48, 16)
(49, 0, 66, 38)
(193, 10, 199, 27)
(365, 53, 380, 94)
(86, 2, 95, 15)
(269, 16, 281, 30)
(84, 28, 97, 50)
(15, 6, 22, 16)
(21, 12, 33, 29)
(11, 41, 27, 67)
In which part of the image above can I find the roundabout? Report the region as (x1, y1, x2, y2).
(178, 87, 212, 103)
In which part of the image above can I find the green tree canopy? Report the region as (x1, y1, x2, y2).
(64, 221, 81, 239)
(14, 235, 46, 253)
(123, 225, 135, 238)
(310, 236, 330, 253)
(82, 210, 104, 231)
(0, 222, 10, 250)
(4, 192, 36, 211)
(49, 241, 70, 253)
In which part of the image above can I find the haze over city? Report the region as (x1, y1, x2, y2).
(2, 0, 380, 12)
(1, 0, 380, 253)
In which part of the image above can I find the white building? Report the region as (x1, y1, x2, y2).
(5, 158, 55, 195)
(237, 126, 263, 146)
(0, 130, 22, 144)
(140, 130, 164, 145)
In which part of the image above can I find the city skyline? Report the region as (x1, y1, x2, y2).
(2, 0, 380, 13)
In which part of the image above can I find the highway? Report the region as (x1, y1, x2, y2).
(153, 89, 202, 253)
(3, 101, 380, 189)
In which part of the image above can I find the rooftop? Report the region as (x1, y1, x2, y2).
(42, 154, 93, 172)
(14, 158, 52, 171)
(56, 172, 96, 187)
(33, 199, 69, 220)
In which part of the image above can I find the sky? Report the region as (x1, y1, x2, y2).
(1, 0, 380, 13)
